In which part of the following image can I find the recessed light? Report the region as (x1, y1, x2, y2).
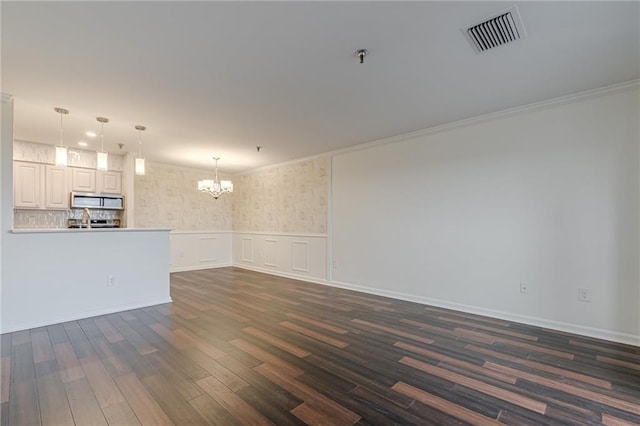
(85, 131, 96, 138)
(78, 141, 88, 147)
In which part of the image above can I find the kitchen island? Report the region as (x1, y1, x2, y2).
(1, 227, 172, 333)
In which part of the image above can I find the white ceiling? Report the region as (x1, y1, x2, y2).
(2, 1, 639, 173)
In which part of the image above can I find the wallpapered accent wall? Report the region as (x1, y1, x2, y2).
(232, 157, 328, 234)
(134, 161, 232, 231)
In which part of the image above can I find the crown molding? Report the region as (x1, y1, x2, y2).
(237, 79, 639, 176)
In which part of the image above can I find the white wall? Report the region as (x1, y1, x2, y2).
(0, 95, 15, 328)
(331, 86, 640, 344)
(1, 229, 171, 333)
(233, 232, 327, 283)
(171, 231, 232, 272)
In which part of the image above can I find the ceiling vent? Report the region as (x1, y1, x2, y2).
(462, 6, 526, 53)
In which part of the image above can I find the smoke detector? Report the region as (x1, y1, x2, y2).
(462, 6, 527, 53)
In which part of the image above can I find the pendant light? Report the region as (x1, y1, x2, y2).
(96, 117, 109, 171)
(134, 125, 146, 176)
(54, 107, 69, 166)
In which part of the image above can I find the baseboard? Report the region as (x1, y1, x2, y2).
(233, 264, 328, 286)
(231, 264, 640, 347)
(327, 279, 640, 347)
(171, 263, 232, 273)
(0, 298, 173, 334)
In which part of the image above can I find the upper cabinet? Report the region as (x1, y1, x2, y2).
(71, 168, 122, 194)
(14, 161, 123, 210)
(71, 167, 96, 193)
(97, 170, 122, 194)
(14, 161, 42, 208)
(45, 165, 71, 209)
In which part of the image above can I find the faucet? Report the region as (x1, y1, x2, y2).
(82, 208, 91, 228)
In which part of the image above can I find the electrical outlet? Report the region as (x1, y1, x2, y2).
(520, 282, 528, 294)
(332, 259, 339, 269)
(107, 275, 115, 286)
(578, 288, 591, 302)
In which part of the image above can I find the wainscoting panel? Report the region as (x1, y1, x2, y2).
(170, 231, 232, 272)
(291, 241, 309, 272)
(264, 239, 278, 267)
(241, 238, 254, 262)
(232, 232, 326, 282)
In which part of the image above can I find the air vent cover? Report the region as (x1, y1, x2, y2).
(463, 6, 526, 53)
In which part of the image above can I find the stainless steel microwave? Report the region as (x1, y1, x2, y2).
(70, 192, 124, 210)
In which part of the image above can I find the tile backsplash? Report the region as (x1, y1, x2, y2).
(14, 209, 121, 229)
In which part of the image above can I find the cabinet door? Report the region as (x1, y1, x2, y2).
(97, 171, 122, 194)
(13, 161, 42, 208)
(72, 168, 96, 193)
(45, 165, 70, 209)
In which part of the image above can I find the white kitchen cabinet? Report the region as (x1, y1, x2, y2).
(13, 161, 43, 208)
(71, 167, 96, 193)
(97, 170, 122, 194)
(45, 165, 70, 209)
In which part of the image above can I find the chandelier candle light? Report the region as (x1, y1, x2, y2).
(198, 157, 233, 199)
(96, 117, 109, 171)
(135, 125, 146, 176)
(54, 107, 69, 166)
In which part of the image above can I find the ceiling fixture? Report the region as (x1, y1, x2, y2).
(355, 49, 368, 64)
(54, 107, 69, 166)
(96, 116, 109, 171)
(135, 125, 146, 176)
(198, 157, 233, 199)
(85, 131, 96, 138)
(78, 141, 88, 147)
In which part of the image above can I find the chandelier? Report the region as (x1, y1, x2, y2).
(198, 157, 233, 199)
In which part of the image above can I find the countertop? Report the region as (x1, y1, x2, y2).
(11, 228, 172, 234)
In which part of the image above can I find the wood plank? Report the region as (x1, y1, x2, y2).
(279, 321, 349, 349)
(255, 363, 361, 425)
(188, 393, 240, 426)
(484, 362, 640, 415)
(391, 381, 500, 426)
(284, 312, 348, 334)
(465, 344, 612, 389)
(602, 413, 640, 426)
(53, 342, 85, 383)
(102, 401, 142, 426)
(64, 378, 108, 425)
(9, 379, 41, 426)
(230, 339, 304, 378)
(195, 376, 274, 426)
(114, 373, 174, 425)
(597, 355, 640, 371)
(352, 319, 434, 345)
(242, 327, 311, 358)
(141, 374, 207, 425)
(79, 355, 126, 409)
(95, 318, 125, 344)
(0, 357, 9, 404)
(30, 329, 55, 364)
(35, 360, 74, 426)
(400, 356, 547, 414)
(436, 316, 539, 341)
(149, 323, 193, 350)
(393, 341, 518, 384)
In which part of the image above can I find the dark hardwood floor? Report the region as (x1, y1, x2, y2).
(1, 267, 639, 425)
